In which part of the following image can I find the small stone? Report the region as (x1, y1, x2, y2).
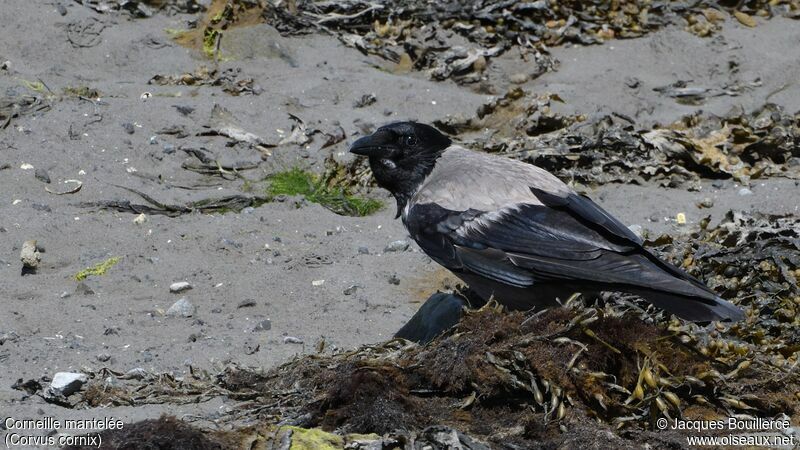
(162, 143, 176, 154)
(242, 206, 255, 214)
(169, 281, 192, 293)
(676, 213, 687, 225)
(343, 285, 359, 295)
(49, 372, 87, 397)
(509, 73, 529, 84)
(243, 338, 259, 355)
(20, 240, 41, 269)
(34, 168, 51, 184)
(384, 240, 410, 253)
(133, 213, 147, 225)
(738, 188, 753, 196)
(96, 353, 111, 362)
(124, 368, 147, 380)
(711, 180, 725, 189)
(121, 122, 135, 134)
(20, 163, 34, 170)
(698, 198, 714, 208)
(312, 279, 325, 286)
(149, 135, 158, 145)
(283, 336, 303, 344)
(59, 291, 71, 299)
(75, 282, 95, 295)
(387, 274, 401, 285)
(357, 246, 369, 255)
(166, 298, 195, 317)
(253, 319, 271, 332)
(237, 299, 256, 308)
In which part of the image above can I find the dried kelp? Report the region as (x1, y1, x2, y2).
(149, 66, 263, 96)
(258, 0, 800, 82)
(435, 90, 800, 187)
(78, 185, 268, 216)
(0, 95, 50, 129)
(73, 0, 205, 18)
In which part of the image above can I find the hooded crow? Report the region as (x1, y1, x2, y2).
(350, 122, 744, 322)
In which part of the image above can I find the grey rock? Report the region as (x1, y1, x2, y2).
(49, 372, 87, 397)
(384, 240, 410, 253)
(738, 187, 753, 196)
(162, 143, 176, 154)
(357, 246, 369, 255)
(20, 240, 41, 269)
(509, 73, 529, 84)
(75, 282, 95, 296)
(387, 274, 401, 285)
(711, 180, 726, 189)
(123, 368, 147, 380)
(169, 281, 192, 293)
(166, 298, 196, 317)
(59, 291, 71, 299)
(149, 135, 158, 145)
(699, 197, 714, 208)
(121, 122, 135, 134)
(243, 338, 259, 355)
(96, 353, 111, 362)
(283, 336, 303, 344)
(34, 168, 51, 183)
(343, 285, 359, 295)
(253, 319, 271, 332)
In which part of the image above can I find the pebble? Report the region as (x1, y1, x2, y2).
(59, 291, 71, 299)
(121, 122, 135, 135)
(242, 206, 255, 214)
(711, 180, 726, 189)
(738, 188, 753, 196)
(312, 279, 325, 286)
(149, 135, 158, 145)
(34, 168, 50, 184)
(166, 298, 195, 317)
(169, 281, 192, 293)
(133, 213, 147, 225)
(357, 246, 369, 255)
(243, 339, 260, 355)
(49, 372, 87, 397)
(283, 336, 303, 344)
(162, 143, 176, 154)
(96, 353, 111, 362)
(387, 274, 401, 285)
(253, 319, 271, 332)
(124, 368, 147, 380)
(384, 240, 410, 253)
(343, 285, 359, 295)
(698, 198, 714, 208)
(509, 73, 529, 84)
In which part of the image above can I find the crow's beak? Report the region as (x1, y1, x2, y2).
(349, 129, 396, 157)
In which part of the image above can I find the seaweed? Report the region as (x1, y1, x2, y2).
(268, 168, 382, 217)
(74, 257, 121, 281)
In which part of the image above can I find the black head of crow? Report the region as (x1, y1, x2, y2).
(350, 122, 451, 216)
(350, 121, 745, 323)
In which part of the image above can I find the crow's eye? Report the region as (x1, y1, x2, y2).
(404, 135, 417, 146)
